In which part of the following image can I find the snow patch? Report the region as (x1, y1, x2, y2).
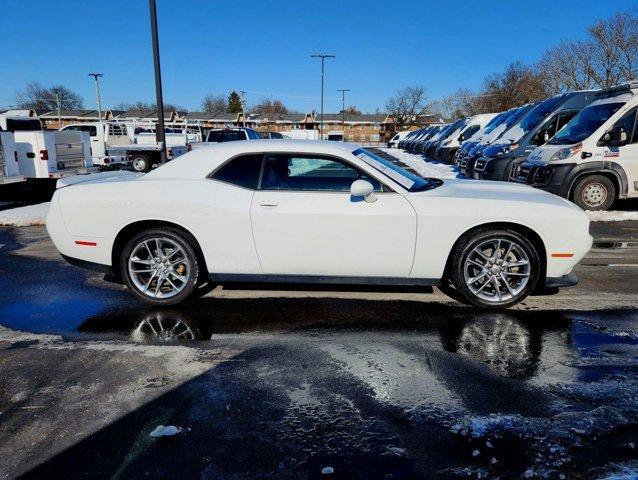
(588, 210, 638, 222)
(378, 148, 462, 179)
(0, 202, 49, 226)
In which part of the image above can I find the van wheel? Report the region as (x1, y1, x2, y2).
(131, 153, 152, 173)
(572, 175, 615, 211)
(120, 228, 200, 305)
(448, 229, 540, 309)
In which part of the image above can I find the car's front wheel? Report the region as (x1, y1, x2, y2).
(448, 229, 540, 309)
(120, 228, 200, 305)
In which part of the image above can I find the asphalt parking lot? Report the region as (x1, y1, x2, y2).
(0, 224, 637, 479)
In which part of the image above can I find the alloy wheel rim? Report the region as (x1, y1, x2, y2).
(463, 237, 531, 303)
(582, 183, 607, 208)
(128, 237, 190, 299)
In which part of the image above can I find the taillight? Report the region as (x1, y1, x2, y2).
(168, 148, 173, 157)
(14, 151, 18, 162)
(104, 158, 110, 164)
(187, 144, 192, 152)
(40, 150, 49, 160)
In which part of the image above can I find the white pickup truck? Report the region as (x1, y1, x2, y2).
(60, 122, 193, 172)
(0, 131, 25, 185)
(0, 111, 96, 182)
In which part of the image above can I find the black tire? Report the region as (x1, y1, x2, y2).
(448, 229, 540, 310)
(130, 153, 152, 173)
(572, 174, 616, 211)
(120, 228, 200, 305)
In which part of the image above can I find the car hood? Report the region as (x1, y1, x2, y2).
(414, 178, 581, 210)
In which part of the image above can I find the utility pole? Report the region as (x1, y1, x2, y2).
(54, 93, 61, 128)
(337, 88, 350, 140)
(240, 90, 246, 126)
(148, 0, 166, 163)
(87, 73, 103, 122)
(310, 54, 335, 140)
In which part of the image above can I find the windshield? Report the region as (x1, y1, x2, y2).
(353, 148, 440, 192)
(516, 95, 566, 137)
(480, 112, 508, 135)
(549, 102, 626, 145)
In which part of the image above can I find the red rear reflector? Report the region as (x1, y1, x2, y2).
(551, 253, 574, 258)
(75, 240, 97, 247)
(40, 149, 49, 160)
(187, 144, 192, 152)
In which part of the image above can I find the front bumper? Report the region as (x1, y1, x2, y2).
(545, 271, 578, 289)
(473, 156, 516, 181)
(510, 161, 576, 197)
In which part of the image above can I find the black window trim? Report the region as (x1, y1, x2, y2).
(207, 151, 397, 193)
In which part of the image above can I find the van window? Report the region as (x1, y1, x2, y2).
(611, 107, 637, 145)
(5, 119, 42, 132)
(549, 102, 625, 145)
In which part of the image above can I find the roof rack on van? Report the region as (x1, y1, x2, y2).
(594, 80, 638, 99)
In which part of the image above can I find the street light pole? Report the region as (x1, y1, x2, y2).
(149, 0, 167, 164)
(310, 54, 335, 140)
(337, 88, 350, 139)
(88, 73, 103, 121)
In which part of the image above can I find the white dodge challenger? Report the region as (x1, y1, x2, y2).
(46, 140, 592, 309)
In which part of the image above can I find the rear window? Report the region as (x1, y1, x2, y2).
(207, 130, 248, 142)
(6, 119, 42, 132)
(211, 154, 262, 189)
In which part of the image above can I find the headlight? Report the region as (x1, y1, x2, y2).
(498, 143, 519, 156)
(550, 143, 582, 162)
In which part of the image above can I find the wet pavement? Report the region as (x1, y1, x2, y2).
(0, 226, 637, 479)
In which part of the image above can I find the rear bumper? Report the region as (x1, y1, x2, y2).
(61, 253, 113, 274)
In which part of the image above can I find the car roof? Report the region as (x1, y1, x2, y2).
(144, 140, 361, 180)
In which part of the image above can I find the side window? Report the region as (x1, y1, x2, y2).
(612, 107, 637, 145)
(211, 154, 262, 190)
(81, 126, 97, 136)
(63, 125, 80, 131)
(260, 155, 382, 192)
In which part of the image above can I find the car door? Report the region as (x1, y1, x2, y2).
(604, 107, 638, 197)
(250, 153, 417, 277)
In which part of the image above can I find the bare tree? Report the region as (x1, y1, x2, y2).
(201, 94, 227, 115)
(16, 82, 83, 110)
(385, 86, 431, 128)
(539, 11, 638, 92)
(115, 101, 187, 113)
(252, 97, 289, 117)
(341, 106, 362, 115)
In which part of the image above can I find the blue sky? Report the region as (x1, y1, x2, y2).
(0, 0, 633, 113)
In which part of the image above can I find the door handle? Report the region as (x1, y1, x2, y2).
(259, 203, 278, 208)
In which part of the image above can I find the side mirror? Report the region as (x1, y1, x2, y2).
(350, 179, 377, 203)
(535, 129, 550, 145)
(607, 126, 628, 147)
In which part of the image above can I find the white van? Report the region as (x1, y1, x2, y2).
(512, 82, 638, 210)
(387, 130, 412, 148)
(433, 113, 498, 163)
(0, 111, 95, 181)
(0, 131, 24, 184)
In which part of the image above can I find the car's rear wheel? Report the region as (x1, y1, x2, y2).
(120, 228, 200, 305)
(572, 174, 615, 211)
(448, 229, 540, 309)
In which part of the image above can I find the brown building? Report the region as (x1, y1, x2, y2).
(35, 109, 444, 143)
